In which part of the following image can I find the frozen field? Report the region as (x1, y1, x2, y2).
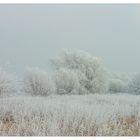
(0, 93, 140, 136)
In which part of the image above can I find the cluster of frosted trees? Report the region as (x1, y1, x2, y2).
(24, 50, 108, 96)
(0, 50, 140, 97)
(52, 50, 108, 95)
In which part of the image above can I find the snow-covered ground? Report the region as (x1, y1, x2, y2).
(0, 93, 140, 136)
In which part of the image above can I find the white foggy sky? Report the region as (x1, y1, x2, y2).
(0, 4, 140, 75)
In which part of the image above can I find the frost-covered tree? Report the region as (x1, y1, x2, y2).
(108, 79, 125, 93)
(24, 67, 55, 96)
(127, 73, 140, 95)
(54, 68, 82, 95)
(0, 67, 17, 97)
(108, 72, 133, 93)
(51, 50, 107, 94)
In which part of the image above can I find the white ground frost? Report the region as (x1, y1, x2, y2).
(0, 94, 140, 136)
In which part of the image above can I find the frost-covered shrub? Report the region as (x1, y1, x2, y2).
(108, 79, 125, 93)
(24, 67, 55, 96)
(51, 50, 107, 94)
(127, 73, 140, 95)
(0, 67, 17, 97)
